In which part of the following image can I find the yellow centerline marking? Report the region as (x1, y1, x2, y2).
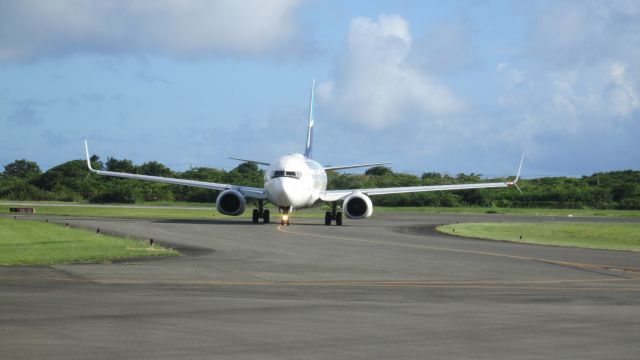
(4, 276, 634, 285)
(177, 278, 635, 284)
(3, 275, 640, 291)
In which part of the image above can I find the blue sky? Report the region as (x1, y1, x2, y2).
(1, 0, 638, 177)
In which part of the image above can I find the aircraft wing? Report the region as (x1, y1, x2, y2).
(320, 154, 524, 202)
(320, 181, 514, 202)
(84, 141, 266, 199)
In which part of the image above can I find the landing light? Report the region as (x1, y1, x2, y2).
(282, 214, 289, 221)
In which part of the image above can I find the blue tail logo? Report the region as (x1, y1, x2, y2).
(304, 78, 315, 158)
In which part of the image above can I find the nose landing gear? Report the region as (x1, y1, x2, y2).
(324, 202, 342, 226)
(279, 206, 292, 226)
(251, 200, 270, 224)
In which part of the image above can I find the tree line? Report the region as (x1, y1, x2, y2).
(1, 157, 638, 210)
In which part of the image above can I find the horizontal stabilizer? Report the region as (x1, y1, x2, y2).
(324, 162, 392, 171)
(229, 157, 271, 166)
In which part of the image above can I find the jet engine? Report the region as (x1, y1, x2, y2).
(343, 193, 373, 219)
(216, 189, 246, 216)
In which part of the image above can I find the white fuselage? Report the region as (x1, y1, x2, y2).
(263, 154, 327, 210)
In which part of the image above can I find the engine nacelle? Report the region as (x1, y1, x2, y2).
(343, 193, 373, 219)
(216, 189, 246, 216)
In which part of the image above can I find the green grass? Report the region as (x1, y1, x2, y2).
(377, 206, 640, 217)
(437, 222, 640, 251)
(0, 203, 326, 219)
(2, 202, 639, 220)
(0, 218, 178, 265)
(1, 204, 221, 219)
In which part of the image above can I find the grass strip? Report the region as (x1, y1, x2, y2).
(436, 222, 640, 251)
(377, 206, 640, 217)
(0, 218, 178, 265)
(0, 204, 326, 219)
(1, 204, 220, 219)
(2, 202, 639, 220)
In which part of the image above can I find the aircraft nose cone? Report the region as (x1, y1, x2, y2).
(268, 177, 309, 207)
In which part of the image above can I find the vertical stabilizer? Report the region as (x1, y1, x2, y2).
(304, 78, 315, 158)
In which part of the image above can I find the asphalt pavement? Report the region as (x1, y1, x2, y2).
(1, 212, 639, 359)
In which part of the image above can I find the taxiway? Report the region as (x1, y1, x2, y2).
(1, 213, 639, 359)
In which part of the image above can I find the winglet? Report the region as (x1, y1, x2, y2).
(84, 140, 95, 172)
(514, 152, 524, 183)
(304, 78, 315, 159)
(506, 152, 525, 193)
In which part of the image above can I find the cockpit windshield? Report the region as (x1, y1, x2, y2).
(271, 170, 301, 179)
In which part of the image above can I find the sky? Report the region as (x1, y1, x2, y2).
(1, 0, 639, 178)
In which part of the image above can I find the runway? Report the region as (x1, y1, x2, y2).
(1, 212, 639, 359)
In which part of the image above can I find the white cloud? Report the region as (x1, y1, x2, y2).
(496, 61, 639, 144)
(495, 0, 640, 153)
(606, 62, 640, 117)
(0, 0, 305, 61)
(497, 62, 526, 86)
(410, 20, 476, 74)
(319, 14, 465, 129)
(529, 0, 640, 68)
(546, 61, 640, 120)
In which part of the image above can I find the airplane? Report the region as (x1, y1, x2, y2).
(84, 79, 524, 226)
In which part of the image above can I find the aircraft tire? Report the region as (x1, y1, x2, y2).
(263, 209, 270, 224)
(324, 211, 332, 226)
(252, 209, 259, 224)
(336, 212, 343, 226)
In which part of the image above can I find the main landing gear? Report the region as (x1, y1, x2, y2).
(252, 200, 270, 224)
(325, 202, 342, 226)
